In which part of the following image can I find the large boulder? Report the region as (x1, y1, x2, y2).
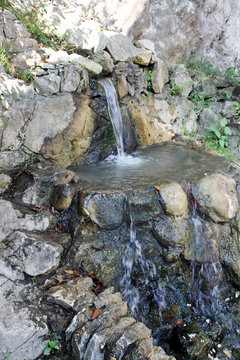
(106, 33, 139, 62)
(156, 182, 189, 217)
(193, 173, 239, 223)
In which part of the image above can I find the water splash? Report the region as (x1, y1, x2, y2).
(100, 79, 124, 156)
(189, 197, 224, 316)
(120, 203, 167, 319)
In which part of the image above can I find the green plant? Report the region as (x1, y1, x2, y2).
(24, 151, 35, 168)
(146, 70, 153, 104)
(218, 89, 232, 99)
(188, 92, 212, 107)
(225, 67, 240, 86)
(0, 243, 3, 249)
(0, 43, 13, 73)
(43, 339, 60, 356)
(187, 58, 219, 76)
(15, 71, 35, 83)
(205, 117, 232, 150)
(3, 118, 8, 129)
(170, 83, 184, 96)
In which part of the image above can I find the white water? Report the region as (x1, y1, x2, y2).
(120, 204, 167, 319)
(190, 200, 224, 316)
(100, 79, 125, 156)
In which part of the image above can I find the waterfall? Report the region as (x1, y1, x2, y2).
(100, 79, 125, 156)
(190, 198, 224, 316)
(120, 203, 167, 319)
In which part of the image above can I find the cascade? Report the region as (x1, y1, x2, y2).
(99, 79, 125, 156)
(189, 197, 225, 317)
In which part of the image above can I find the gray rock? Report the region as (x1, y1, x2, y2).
(94, 287, 123, 308)
(134, 49, 152, 66)
(106, 33, 139, 62)
(135, 39, 155, 52)
(47, 50, 69, 63)
(0, 149, 28, 170)
(198, 107, 221, 133)
(171, 64, 193, 97)
(80, 192, 127, 229)
(193, 173, 239, 223)
(130, 189, 163, 223)
(69, 53, 103, 75)
(24, 94, 75, 152)
(1, 231, 63, 276)
(152, 59, 169, 94)
(92, 50, 114, 74)
(51, 183, 76, 211)
(0, 278, 48, 360)
(61, 64, 88, 93)
(34, 73, 61, 95)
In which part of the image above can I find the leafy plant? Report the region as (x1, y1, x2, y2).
(225, 67, 240, 86)
(146, 70, 153, 104)
(205, 118, 232, 150)
(187, 58, 219, 76)
(218, 89, 232, 99)
(188, 92, 212, 107)
(170, 83, 183, 96)
(43, 339, 60, 356)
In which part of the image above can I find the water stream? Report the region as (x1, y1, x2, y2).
(100, 79, 125, 156)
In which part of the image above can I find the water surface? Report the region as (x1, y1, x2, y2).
(71, 142, 230, 191)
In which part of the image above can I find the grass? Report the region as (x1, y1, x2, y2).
(187, 58, 219, 76)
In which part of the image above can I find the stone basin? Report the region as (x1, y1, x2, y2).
(70, 142, 231, 191)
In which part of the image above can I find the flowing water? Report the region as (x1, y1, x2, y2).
(100, 79, 124, 156)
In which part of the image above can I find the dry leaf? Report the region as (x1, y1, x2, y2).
(91, 308, 100, 320)
(109, 356, 117, 360)
(64, 270, 74, 275)
(73, 269, 80, 277)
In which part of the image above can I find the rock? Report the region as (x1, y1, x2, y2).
(34, 73, 61, 95)
(198, 107, 221, 133)
(94, 287, 123, 308)
(0, 149, 28, 170)
(92, 50, 114, 74)
(0, 173, 11, 194)
(115, 62, 147, 96)
(125, 338, 175, 360)
(51, 183, 76, 211)
(152, 59, 169, 94)
(130, 189, 163, 223)
(41, 95, 97, 166)
(111, 322, 152, 359)
(80, 191, 127, 229)
(61, 64, 89, 93)
(47, 50, 69, 63)
(48, 277, 94, 310)
(69, 54, 103, 76)
(106, 33, 139, 62)
(127, 97, 172, 147)
(156, 182, 189, 217)
(193, 173, 239, 222)
(170, 64, 193, 97)
(153, 215, 188, 250)
(24, 93, 75, 153)
(0, 278, 48, 360)
(135, 39, 155, 52)
(1, 231, 63, 277)
(134, 49, 152, 66)
(117, 74, 129, 98)
(0, 199, 22, 241)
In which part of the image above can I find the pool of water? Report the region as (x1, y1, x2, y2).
(71, 142, 230, 191)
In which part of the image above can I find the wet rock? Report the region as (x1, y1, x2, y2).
(170, 64, 193, 97)
(80, 191, 127, 229)
(92, 50, 114, 74)
(178, 328, 212, 359)
(114, 62, 147, 96)
(193, 173, 239, 222)
(47, 277, 95, 311)
(69, 54, 103, 76)
(152, 59, 169, 94)
(34, 73, 61, 96)
(0, 173, 11, 194)
(124, 337, 175, 360)
(156, 182, 188, 217)
(153, 215, 188, 254)
(51, 183, 76, 211)
(0, 277, 48, 360)
(1, 231, 63, 277)
(106, 33, 139, 62)
(111, 322, 152, 359)
(130, 189, 163, 223)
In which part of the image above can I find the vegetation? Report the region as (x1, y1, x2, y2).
(188, 92, 212, 107)
(170, 83, 184, 96)
(43, 339, 60, 356)
(146, 70, 153, 104)
(205, 117, 232, 150)
(187, 58, 219, 76)
(218, 89, 232, 100)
